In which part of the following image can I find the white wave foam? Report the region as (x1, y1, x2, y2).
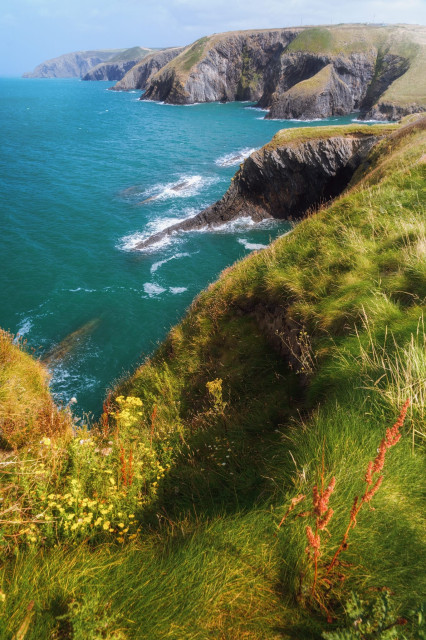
(158, 101, 202, 107)
(244, 106, 269, 112)
(238, 238, 268, 251)
(119, 207, 200, 252)
(215, 148, 257, 167)
(50, 366, 97, 402)
(210, 216, 257, 232)
(143, 282, 166, 297)
(351, 118, 392, 123)
(150, 252, 191, 274)
(141, 175, 218, 202)
(15, 318, 33, 338)
(169, 287, 187, 294)
(68, 287, 96, 293)
(120, 231, 174, 252)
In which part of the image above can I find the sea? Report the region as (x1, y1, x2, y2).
(0, 77, 359, 417)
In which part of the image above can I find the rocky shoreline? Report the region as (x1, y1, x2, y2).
(134, 124, 393, 250)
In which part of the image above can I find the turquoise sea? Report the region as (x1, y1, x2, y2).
(0, 78, 358, 416)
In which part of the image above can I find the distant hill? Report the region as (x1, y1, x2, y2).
(110, 47, 186, 91)
(81, 47, 162, 81)
(23, 49, 128, 78)
(141, 24, 426, 120)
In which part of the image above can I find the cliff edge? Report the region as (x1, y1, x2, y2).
(134, 122, 396, 250)
(141, 24, 426, 120)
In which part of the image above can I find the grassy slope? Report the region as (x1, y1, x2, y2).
(0, 331, 70, 449)
(264, 122, 397, 149)
(107, 47, 156, 64)
(287, 25, 426, 109)
(1, 119, 425, 639)
(160, 24, 426, 110)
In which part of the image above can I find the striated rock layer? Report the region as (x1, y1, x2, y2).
(110, 48, 185, 91)
(134, 124, 393, 250)
(82, 47, 160, 81)
(140, 24, 426, 120)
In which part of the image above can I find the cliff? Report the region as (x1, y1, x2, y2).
(81, 47, 158, 81)
(1, 117, 425, 639)
(110, 47, 185, 91)
(134, 123, 395, 249)
(141, 24, 426, 120)
(23, 49, 128, 78)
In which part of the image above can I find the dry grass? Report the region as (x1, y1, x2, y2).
(0, 330, 71, 449)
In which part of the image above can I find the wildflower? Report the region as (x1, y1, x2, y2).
(118, 523, 125, 529)
(40, 437, 51, 446)
(318, 508, 334, 530)
(306, 526, 320, 551)
(0, 591, 6, 603)
(328, 401, 409, 574)
(363, 476, 383, 503)
(313, 477, 335, 516)
(103, 521, 110, 530)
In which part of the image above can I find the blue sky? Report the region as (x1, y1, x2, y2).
(1, 0, 425, 75)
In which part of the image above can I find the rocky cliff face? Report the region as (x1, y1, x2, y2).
(142, 30, 300, 104)
(135, 125, 390, 250)
(82, 60, 142, 81)
(110, 48, 185, 91)
(267, 62, 359, 119)
(82, 47, 158, 81)
(365, 101, 426, 121)
(23, 50, 126, 78)
(140, 25, 426, 121)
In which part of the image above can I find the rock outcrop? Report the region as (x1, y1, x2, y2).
(140, 25, 426, 121)
(23, 49, 127, 78)
(81, 47, 157, 81)
(142, 30, 300, 104)
(134, 124, 392, 250)
(267, 63, 357, 119)
(110, 48, 185, 91)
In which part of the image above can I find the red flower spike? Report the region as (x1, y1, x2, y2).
(363, 475, 383, 503)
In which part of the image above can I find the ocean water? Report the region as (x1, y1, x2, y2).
(0, 78, 358, 416)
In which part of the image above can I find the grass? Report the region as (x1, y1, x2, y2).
(265, 122, 397, 150)
(174, 37, 210, 74)
(1, 119, 425, 638)
(0, 330, 70, 449)
(107, 47, 155, 64)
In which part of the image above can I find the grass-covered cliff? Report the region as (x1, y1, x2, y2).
(0, 117, 425, 639)
(141, 24, 426, 120)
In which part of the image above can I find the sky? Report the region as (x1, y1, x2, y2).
(0, 0, 425, 76)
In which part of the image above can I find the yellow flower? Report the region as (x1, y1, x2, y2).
(103, 521, 110, 530)
(129, 514, 135, 519)
(0, 591, 6, 602)
(118, 523, 125, 528)
(117, 537, 124, 543)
